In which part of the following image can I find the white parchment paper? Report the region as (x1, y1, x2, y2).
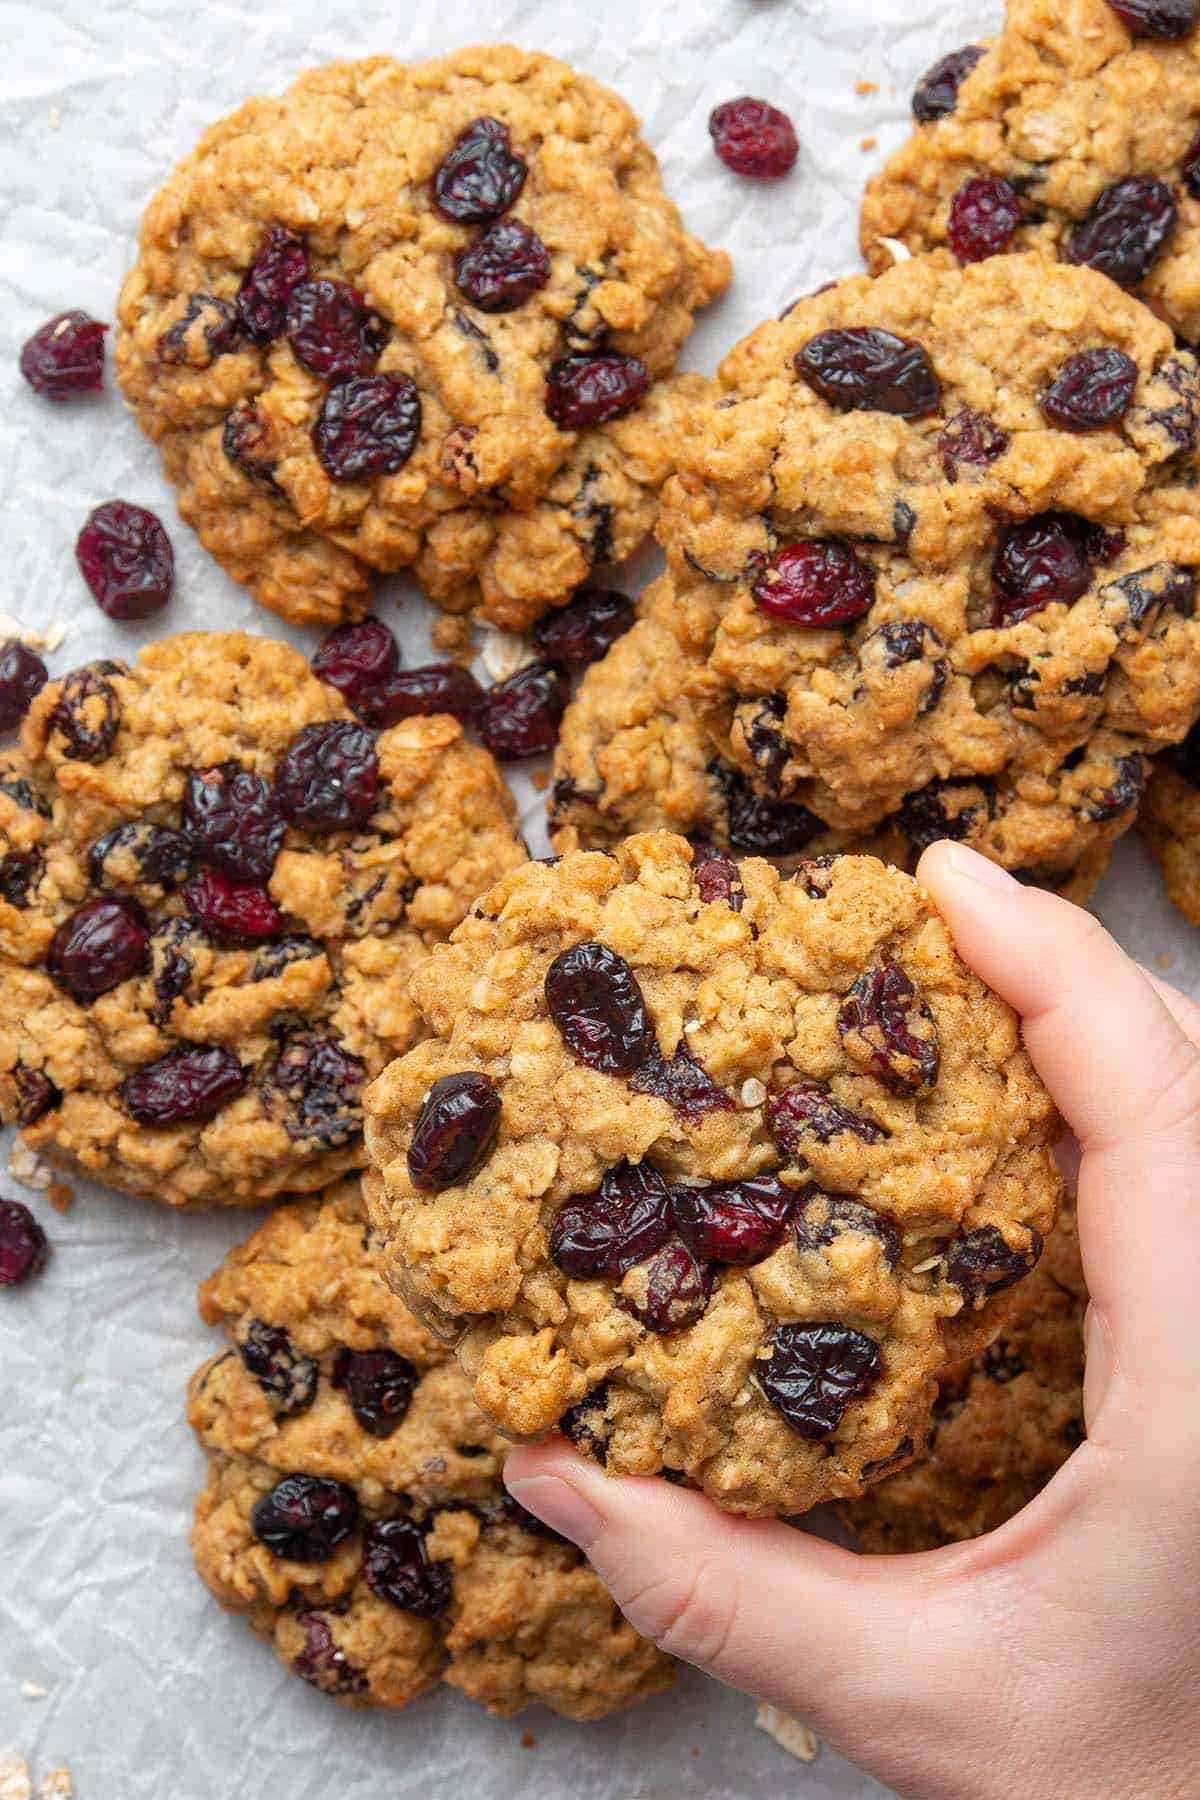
(3, 1, 1197, 1794)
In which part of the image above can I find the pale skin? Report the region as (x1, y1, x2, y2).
(505, 841, 1200, 1800)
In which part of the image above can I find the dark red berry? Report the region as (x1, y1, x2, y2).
(47, 896, 149, 999)
(454, 218, 551, 311)
(237, 1319, 318, 1416)
(897, 776, 994, 853)
(292, 1612, 366, 1697)
(797, 328, 941, 418)
(559, 1385, 610, 1463)
(237, 226, 310, 342)
(0, 640, 48, 733)
(184, 867, 282, 945)
(184, 764, 285, 885)
(946, 1223, 1043, 1300)
(629, 1044, 735, 1125)
(993, 514, 1094, 623)
(75, 502, 174, 622)
(867, 620, 949, 713)
(432, 116, 527, 224)
(550, 1160, 673, 1278)
(251, 936, 322, 982)
(759, 1321, 883, 1436)
(262, 1032, 366, 1147)
(545, 354, 651, 428)
(222, 402, 280, 488)
(1085, 752, 1146, 822)
(752, 539, 875, 627)
(148, 918, 201, 1021)
(88, 822, 191, 894)
(947, 177, 1024, 263)
(407, 1072, 502, 1191)
(332, 1348, 419, 1438)
(1106, 0, 1197, 36)
(365, 664, 485, 730)
(672, 1175, 795, 1266)
(1041, 348, 1138, 431)
(794, 1190, 901, 1268)
(311, 619, 402, 720)
(1064, 177, 1177, 289)
(51, 663, 123, 763)
(0, 1200, 49, 1288)
(545, 940, 654, 1075)
(912, 44, 985, 122)
(532, 590, 635, 666)
(156, 293, 240, 366)
(19, 310, 107, 399)
(769, 1082, 887, 1149)
(708, 97, 799, 178)
(251, 1474, 360, 1562)
(716, 767, 823, 857)
(691, 846, 744, 910)
(618, 1238, 712, 1334)
(363, 1517, 451, 1616)
(838, 963, 940, 1093)
(3, 848, 44, 909)
(314, 373, 422, 481)
(285, 280, 386, 380)
(1184, 128, 1200, 199)
(120, 1044, 246, 1125)
(938, 408, 1010, 480)
(13, 1065, 61, 1127)
(274, 722, 379, 831)
(479, 661, 570, 759)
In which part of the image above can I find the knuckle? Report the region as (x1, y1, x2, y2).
(618, 1560, 740, 1669)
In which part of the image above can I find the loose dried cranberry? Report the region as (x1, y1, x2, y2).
(263, 1032, 366, 1146)
(222, 402, 279, 488)
(545, 354, 651, 428)
(618, 1238, 712, 1334)
(454, 218, 551, 311)
(946, 1223, 1043, 1300)
(20, 310, 107, 399)
(769, 1081, 886, 1148)
(332, 1348, 420, 1438)
(368, 664, 485, 730)
(545, 941, 654, 1075)
(752, 539, 875, 627)
(1184, 128, 1200, 200)
(708, 97, 799, 177)
(912, 44, 985, 121)
(363, 1517, 452, 1615)
(629, 1045, 735, 1125)
(794, 1189, 901, 1268)
(285, 280, 386, 381)
(1041, 349, 1138, 431)
(691, 845, 744, 910)
(433, 115, 527, 223)
(550, 1160, 673, 1278)
(0, 640, 48, 733)
(51, 664, 123, 763)
(1064, 177, 1177, 289)
(13, 1065, 61, 1127)
(47, 896, 149, 999)
(478, 661, 570, 759)
(407, 1072, 502, 1191)
(532, 590, 635, 666)
(1106, 0, 1197, 35)
(184, 867, 282, 945)
(797, 328, 941, 418)
(251, 1474, 360, 1562)
(237, 1319, 318, 1416)
(237, 226, 310, 342)
(938, 408, 1010, 480)
(274, 722, 379, 831)
(120, 1044, 246, 1125)
(559, 1385, 610, 1462)
(292, 1612, 367, 1697)
(759, 1321, 882, 1436)
(314, 373, 422, 481)
(0, 1200, 48, 1288)
(993, 514, 1093, 622)
(716, 766, 823, 857)
(947, 177, 1024, 263)
(311, 619, 401, 720)
(185, 764, 285, 885)
(838, 963, 940, 1093)
(897, 777, 994, 852)
(75, 502, 174, 622)
(156, 293, 240, 365)
(672, 1175, 795, 1266)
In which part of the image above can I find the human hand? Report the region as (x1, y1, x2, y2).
(504, 841, 1200, 1800)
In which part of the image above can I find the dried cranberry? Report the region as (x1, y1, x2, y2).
(769, 1081, 886, 1149)
(0, 776, 48, 816)
(0, 640, 48, 733)
(12, 1065, 61, 1127)
(717, 766, 822, 857)
(947, 177, 1024, 263)
(0, 850, 40, 908)
(251, 936, 321, 981)
(913, 44, 985, 121)
(237, 1319, 318, 1416)
(184, 867, 282, 945)
(87, 824, 188, 900)
(629, 1045, 735, 1125)
(1170, 721, 1200, 785)
(752, 539, 875, 627)
(479, 661, 569, 759)
(759, 1321, 882, 1436)
(938, 408, 1010, 480)
(222, 402, 280, 488)
(1064, 177, 1177, 289)
(148, 918, 202, 1021)
(550, 1160, 673, 1278)
(708, 97, 799, 177)
(237, 226, 310, 342)
(286, 281, 385, 382)
(691, 846, 744, 910)
(897, 777, 994, 852)
(545, 354, 651, 428)
(156, 293, 240, 365)
(251, 1474, 360, 1562)
(185, 764, 285, 885)
(946, 1223, 1043, 1300)
(407, 1072, 502, 1191)
(368, 664, 485, 730)
(75, 503, 174, 622)
(1106, 0, 1197, 35)
(363, 1517, 451, 1615)
(867, 620, 948, 712)
(263, 1032, 366, 1147)
(51, 663, 122, 763)
(838, 964, 940, 1094)
(618, 1238, 712, 1334)
(274, 722, 379, 831)
(794, 1189, 901, 1268)
(20, 309, 107, 399)
(559, 1385, 610, 1462)
(314, 373, 422, 481)
(797, 328, 941, 418)
(311, 619, 401, 720)
(433, 116, 527, 223)
(1102, 561, 1196, 631)
(736, 693, 789, 790)
(292, 1612, 366, 1697)
(120, 1044, 246, 1125)
(332, 1348, 419, 1438)
(454, 218, 551, 311)
(532, 590, 635, 666)
(47, 897, 149, 999)
(1085, 752, 1146, 821)
(0, 1200, 48, 1288)
(672, 1175, 795, 1265)
(1041, 349, 1138, 431)
(545, 941, 654, 1075)
(993, 514, 1094, 622)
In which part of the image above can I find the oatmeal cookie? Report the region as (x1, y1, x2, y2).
(655, 251, 1200, 887)
(0, 632, 525, 1208)
(115, 47, 730, 631)
(1141, 720, 1200, 920)
(861, 0, 1200, 343)
(838, 1198, 1085, 1553)
(364, 834, 1063, 1518)
(190, 1179, 672, 1716)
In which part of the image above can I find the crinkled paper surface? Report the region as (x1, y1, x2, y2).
(2, 0, 1196, 1794)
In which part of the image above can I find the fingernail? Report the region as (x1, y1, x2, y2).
(504, 1475, 604, 1550)
(944, 842, 1022, 892)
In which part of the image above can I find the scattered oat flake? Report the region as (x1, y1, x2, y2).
(8, 1144, 52, 1192)
(860, 135, 878, 151)
(911, 1254, 942, 1274)
(875, 235, 912, 264)
(42, 624, 67, 653)
(740, 1076, 767, 1108)
(39, 1772, 71, 1800)
(855, 79, 879, 95)
(479, 626, 535, 684)
(47, 107, 62, 129)
(21, 1684, 47, 1701)
(756, 1703, 820, 1763)
(0, 1753, 32, 1800)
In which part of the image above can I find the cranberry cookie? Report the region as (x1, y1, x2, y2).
(655, 251, 1200, 888)
(1141, 721, 1200, 921)
(0, 633, 525, 1208)
(115, 47, 730, 631)
(364, 835, 1062, 1518)
(838, 1198, 1085, 1553)
(191, 1179, 672, 1716)
(861, 0, 1200, 342)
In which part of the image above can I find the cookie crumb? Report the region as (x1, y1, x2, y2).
(0, 1754, 32, 1800)
(755, 1702, 820, 1762)
(531, 767, 551, 792)
(47, 1184, 74, 1215)
(520, 1731, 537, 1750)
(859, 135, 878, 151)
(47, 107, 62, 130)
(20, 1685, 47, 1701)
(7, 1144, 52, 1193)
(855, 79, 879, 95)
(1155, 951, 1175, 971)
(431, 615, 475, 663)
